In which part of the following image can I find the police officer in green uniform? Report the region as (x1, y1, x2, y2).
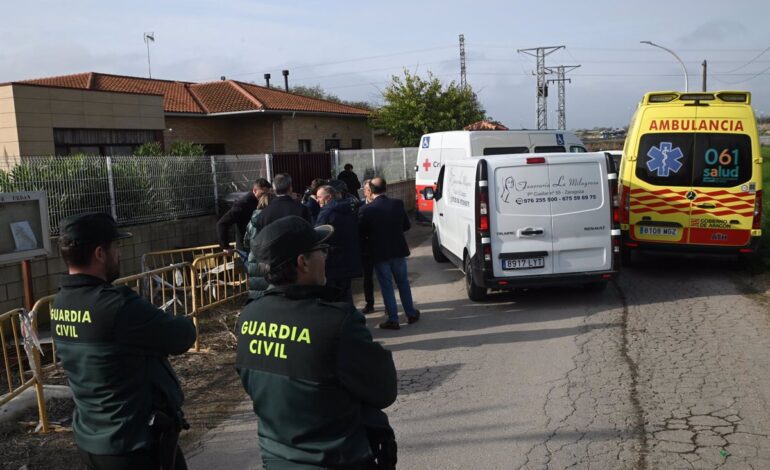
(51, 212, 197, 470)
(236, 216, 398, 469)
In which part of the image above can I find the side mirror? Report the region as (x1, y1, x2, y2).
(422, 187, 435, 200)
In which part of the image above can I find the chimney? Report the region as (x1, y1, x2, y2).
(264, 73, 271, 87)
(220, 76, 226, 81)
(282, 69, 289, 92)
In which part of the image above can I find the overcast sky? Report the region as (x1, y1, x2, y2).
(3, 0, 770, 129)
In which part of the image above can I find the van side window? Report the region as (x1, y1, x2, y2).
(483, 147, 529, 155)
(570, 145, 587, 153)
(435, 166, 445, 201)
(534, 145, 566, 153)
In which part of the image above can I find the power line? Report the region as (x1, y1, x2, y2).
(716, 46, 770, 73)
(190, 45, 456, 82)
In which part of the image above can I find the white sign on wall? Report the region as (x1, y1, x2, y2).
(0, 192, 51, 265)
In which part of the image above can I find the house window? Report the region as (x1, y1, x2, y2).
(325, 139, 341, 151)
(351, 139, 362, 149)
(298, 139, 312, 152)
(201, 144, 226, 156)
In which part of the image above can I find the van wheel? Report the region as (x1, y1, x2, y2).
(584, 281, 608, 293)
(465, 257, 488, 301)
(620, 247, 634, 267)
(432, 230, 449, 262)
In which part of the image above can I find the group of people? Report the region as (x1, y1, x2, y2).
(48, 164, 417, 469)
(217, 165, 420, 330)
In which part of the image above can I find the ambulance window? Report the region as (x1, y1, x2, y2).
(636, 134, 693, 187)
(483, 147, 529, 155)
(534, 145, 566, 153)
(691, 134, 752, 187)
(570, 145, 587, 153)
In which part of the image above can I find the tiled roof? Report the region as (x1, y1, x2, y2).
(16, 72, 370, 116)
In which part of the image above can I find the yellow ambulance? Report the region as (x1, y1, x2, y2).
(618, 91, 763, 264)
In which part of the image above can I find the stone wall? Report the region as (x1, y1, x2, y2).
(0, 215, 219, 314)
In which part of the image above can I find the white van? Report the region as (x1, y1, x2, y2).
(424, 152, 620, 300)
(415, 130, 587, 221)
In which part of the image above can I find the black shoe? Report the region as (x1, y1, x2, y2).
(379, 320, 400, 330)
(407, 310, 421, 324)
(361, 304, 375, 314)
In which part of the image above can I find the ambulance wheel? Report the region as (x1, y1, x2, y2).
(584, 281, 608, 293)
(432, 230, 449, 263)
(620, 247, 634, 267)
(465, 257, 488, 301)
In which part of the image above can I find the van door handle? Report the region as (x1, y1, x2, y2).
(439, 213, 444, 216)
(519, 228, 544, 236)
(696, 203, 716, 209)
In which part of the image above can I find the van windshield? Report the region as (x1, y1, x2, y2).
(635, 133, 752, 188)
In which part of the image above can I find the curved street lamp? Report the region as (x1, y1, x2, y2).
(640, 40, 688, 92)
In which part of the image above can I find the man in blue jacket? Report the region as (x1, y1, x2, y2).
(316, 184, 362, 304)
(359, 178, 420, 330)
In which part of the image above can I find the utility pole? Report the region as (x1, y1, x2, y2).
(546, 65, 580, 130)
(144, 32, 155, 78)
(517, 46, 564, 129)
(702, 60, 708, 91)
(459, 34, 467, 89)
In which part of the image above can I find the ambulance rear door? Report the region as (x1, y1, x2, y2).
(686, 105, 755, 247)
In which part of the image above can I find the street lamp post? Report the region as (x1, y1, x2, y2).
(640, 40, 688, 92)
(144, 32, 155, 79)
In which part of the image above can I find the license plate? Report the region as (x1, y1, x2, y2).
(639, 226, 678, 236)
(502, 257, 545, 270)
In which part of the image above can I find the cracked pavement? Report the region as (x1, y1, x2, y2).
(376, 240, 770, 469)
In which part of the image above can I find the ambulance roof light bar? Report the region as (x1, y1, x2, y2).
(717, 92, 749, 103)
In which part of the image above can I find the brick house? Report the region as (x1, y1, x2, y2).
(0, 72, 372, 162)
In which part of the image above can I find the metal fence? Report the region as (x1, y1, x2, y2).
(0, 155, 270, 235)
(333, 148, 417, 183)
(0, 149, 415, 236)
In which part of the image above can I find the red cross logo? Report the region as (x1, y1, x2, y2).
(422, 158, 432, 171)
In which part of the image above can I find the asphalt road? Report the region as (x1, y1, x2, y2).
(187, 228, 770, 469)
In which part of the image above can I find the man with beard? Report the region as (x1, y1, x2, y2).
(51, 212, 196, 470)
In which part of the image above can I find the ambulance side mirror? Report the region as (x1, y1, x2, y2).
(422, 187, 435, 200)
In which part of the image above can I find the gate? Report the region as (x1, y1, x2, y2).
(271, 152, 331, 192)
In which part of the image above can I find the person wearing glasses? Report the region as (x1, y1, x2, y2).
(236, 216, 397, 469)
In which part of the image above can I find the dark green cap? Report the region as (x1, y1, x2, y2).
(59, 212, 132, 245)
(253, 216, 333, 270)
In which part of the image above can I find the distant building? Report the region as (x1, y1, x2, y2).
(0, 72, 372, 164)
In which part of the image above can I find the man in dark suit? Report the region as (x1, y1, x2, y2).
(255, 173, 312, 232)
(337, 163, 361, 200)
(359, 177, 420, 330)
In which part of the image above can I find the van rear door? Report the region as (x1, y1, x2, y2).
(548, 153, 613, 274)
(490, 156, 555, 277)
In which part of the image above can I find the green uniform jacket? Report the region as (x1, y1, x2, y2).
(51, 274, 197, 455)
(236, 285, 397, 467)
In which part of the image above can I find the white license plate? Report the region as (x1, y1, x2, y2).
(639, 226, 678, 236)
(502, 257, 545, 270)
